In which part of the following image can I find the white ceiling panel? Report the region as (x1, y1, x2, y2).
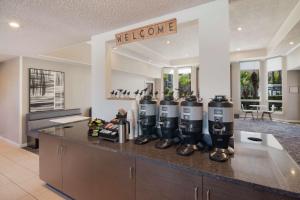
(230, 0, 299, 52)
(0, 0, 212, 60)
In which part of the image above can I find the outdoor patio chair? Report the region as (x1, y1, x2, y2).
(241, 104, 255, 120)
(261, 105, 275, 121)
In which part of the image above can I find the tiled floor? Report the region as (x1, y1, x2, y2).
(0, 139, 69, 200)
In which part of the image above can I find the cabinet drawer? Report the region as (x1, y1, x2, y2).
(93, 149, 135, 200)
(136, 158, 202, 200)
(203, 176, 298, 200)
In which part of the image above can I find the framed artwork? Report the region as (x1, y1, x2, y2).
(29, 68, 65, 112)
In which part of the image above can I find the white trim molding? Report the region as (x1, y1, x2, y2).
(0, 135, 27, 148)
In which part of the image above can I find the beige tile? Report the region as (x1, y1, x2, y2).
(19, 195, 37, 200)
(0, 139, 61, 199)
(0, 163, 37, 184)
(16, 176, 48, 197)
(18, 158, 39, 175)
(0, 155, 16, 171)
(0, 182, 29, 200)
(0, 142, 17, 154)
(34, 188, 68, 200)
(0, 173, 11, 188)
(1, 149, 32, 163)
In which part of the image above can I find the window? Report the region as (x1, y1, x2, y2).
(240, 61, 260, 110)
(163, 69, 174, 96)
(267, 57, 283, 112)
(178, 67, 191, 98)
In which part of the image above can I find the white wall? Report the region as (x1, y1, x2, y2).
(21, 57, 91, 144)
(111, 70, 155, 95)
(285, 70, 300, 120)
(287, 46, 300, 70)
(230, 49, 267, 62)
(230, 62, 240, 114)
(111, 52, 161, 79)
(0, 58, 22, 145)
(91, 1, 230, 133)
(170, 56, 200, 66)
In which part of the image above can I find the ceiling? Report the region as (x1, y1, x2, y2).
(112, 0, 300, 66)
(0, 0, 212, 62)
(42, 42, 91, 65)
(230, 0, 299, 52)
(271, 20, 300, 56)
(1, 0, 300, 64)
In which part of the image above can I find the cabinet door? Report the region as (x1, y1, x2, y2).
(93, 149, 135, 200)
(62, 140, 95, 200)
(39, 134, 62, 190)
(203, 176, 298, 200)
(136, 158, 202, 200)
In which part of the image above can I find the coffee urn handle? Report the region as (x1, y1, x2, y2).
(206, 189, 210, 200)
(194, 187, 198, 200)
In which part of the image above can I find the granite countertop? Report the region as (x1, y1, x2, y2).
(39, 121, 300, 198)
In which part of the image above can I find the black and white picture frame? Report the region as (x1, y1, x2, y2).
(29, 68, 65, 112)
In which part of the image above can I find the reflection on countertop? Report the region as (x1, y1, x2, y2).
(39, 121, 300, 198)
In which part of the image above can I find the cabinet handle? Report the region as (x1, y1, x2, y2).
(60, 145, 64, 155)
(57, 146, 60, 155)
(194, 187, 198, 200)
(206, 189, 210, 200)
(129, 167, 134, 179)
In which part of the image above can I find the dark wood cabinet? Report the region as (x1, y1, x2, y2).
(62, 140, 95, 200)
(39, 134, 62, 190)
(136, 158, 202, 200)
(203, 176, 298, 200)
(39, 134, 135, 200)
(93, 149, 135, 200)
(39, 133, 298, 200)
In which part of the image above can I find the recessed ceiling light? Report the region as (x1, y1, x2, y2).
(237, 27, 243, 31)
(166, 40, 171, 45)
(289, 41, 294, 45)
(236, 48, 241, 51)
(9, 21, 20, 28)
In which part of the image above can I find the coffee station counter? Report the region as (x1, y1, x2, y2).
(39, 120, 300, 200)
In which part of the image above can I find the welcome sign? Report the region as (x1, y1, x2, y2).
(115, 18, 177, 46)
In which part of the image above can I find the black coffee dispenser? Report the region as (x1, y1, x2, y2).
(155, 95, 179, 149)
(176, 95, 204, 156)
(135, 95, 158, 145)
(208, 95, 234, 162)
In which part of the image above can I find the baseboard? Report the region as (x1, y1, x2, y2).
(0, 135, 28, 148)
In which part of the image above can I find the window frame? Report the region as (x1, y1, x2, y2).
(266, 57, 283, 113)
(177, 67, 192, 98)
(240, 61, 261, 110)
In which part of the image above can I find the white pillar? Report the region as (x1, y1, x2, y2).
(198, 0, 230, 134)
